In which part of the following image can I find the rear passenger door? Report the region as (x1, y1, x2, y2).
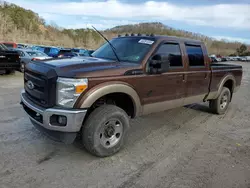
(142, 41, 187, 114)
(184, 43, 210, 104)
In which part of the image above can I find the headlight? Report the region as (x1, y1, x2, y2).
(56, 77, 88, 108)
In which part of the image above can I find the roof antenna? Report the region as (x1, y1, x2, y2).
(91, 26, 120, 62)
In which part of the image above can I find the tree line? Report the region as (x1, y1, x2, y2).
(0, 1, 249, 55)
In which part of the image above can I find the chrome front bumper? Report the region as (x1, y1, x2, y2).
(20, 90, 87, 133)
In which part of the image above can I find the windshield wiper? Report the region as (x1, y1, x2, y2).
(91, 26, 120, 62)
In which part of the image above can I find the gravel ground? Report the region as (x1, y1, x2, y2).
(0, 62, 250, 188)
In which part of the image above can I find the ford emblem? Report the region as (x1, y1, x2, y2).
(27, 80, 35, 90)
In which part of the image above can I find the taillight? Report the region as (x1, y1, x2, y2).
(32, 58, 39, 61)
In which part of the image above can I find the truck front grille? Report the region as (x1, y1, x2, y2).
(24, 70, 57, 108)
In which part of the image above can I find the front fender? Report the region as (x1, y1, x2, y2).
(76, 81, 142, 117)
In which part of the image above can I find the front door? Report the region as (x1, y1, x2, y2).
(141, 41, 187, 115)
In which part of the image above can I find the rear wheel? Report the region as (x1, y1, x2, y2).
(209, 87, 231, 114)
(82, 105, 130, 157)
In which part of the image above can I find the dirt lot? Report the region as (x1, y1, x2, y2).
(0, 61, 250, 188)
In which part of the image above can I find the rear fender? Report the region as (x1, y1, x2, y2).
(209, 74, 236, 100)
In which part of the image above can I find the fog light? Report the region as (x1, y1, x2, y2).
(58, 116, 67, 125)
(50, 115, 67, 126)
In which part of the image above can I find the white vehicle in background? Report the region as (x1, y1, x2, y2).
(240, 57, 247, 62)
(246, 56, 250, 62)
(216, 57, 221, 62)
(232, 56, 239, 61)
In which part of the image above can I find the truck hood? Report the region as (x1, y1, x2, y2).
(39, 56, 140, 78)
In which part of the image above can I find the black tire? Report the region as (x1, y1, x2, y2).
(20, 62, 25, 73)
(209, 87, 231, 115)
(5, 69, 15, 75)
(82, 105, 130, 157)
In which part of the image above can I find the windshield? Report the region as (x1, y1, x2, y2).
(27, 51, 48, 57)
(3, 43, 14, 48)
(92, 37, 155, 63)
(0, 43, 8, 50)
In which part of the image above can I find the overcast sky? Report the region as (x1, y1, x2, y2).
(5, 0, 250, 44)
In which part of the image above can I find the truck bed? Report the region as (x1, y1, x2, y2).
(211, 63, 242, 70)
(209, 63, 243, 95)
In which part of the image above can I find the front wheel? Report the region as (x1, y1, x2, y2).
(82, 105, 130, 157)
(209, 87, 231, 114)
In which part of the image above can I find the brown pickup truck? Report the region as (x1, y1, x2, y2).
(20, 34, 242, 157)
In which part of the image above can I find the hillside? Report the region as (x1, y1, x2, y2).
(0, 1, 104, 48)
(107, 22, 245, 55)
(0, 1, 246, 55)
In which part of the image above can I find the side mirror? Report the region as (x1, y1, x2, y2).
(149, 54, 170, 74)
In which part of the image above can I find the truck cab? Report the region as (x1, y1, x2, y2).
(20, 34, 242, 157)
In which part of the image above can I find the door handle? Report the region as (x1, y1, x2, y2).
(182, 74, 187, 82)
(205, 72, 208, 80)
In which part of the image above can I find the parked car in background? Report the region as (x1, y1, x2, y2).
(43, 46, 61, 57)
(16, 49, 52, 72)
(209, 56, 222, 63)
(17, 43, 33, 49)
(246, 56, 250, 62)
(82, 49, 95, 57)
(72, 48, 86, 56)
(1, 42, 17, 49)
(0, 43, 8, 50)
(0, 43, 20, 74)
(210, 56, 218, 63)
(221, 57, 227, 62)
(239, 57, 247, 62)
(216, 57, 222, 62)
(57, 48, 77, 58)
(17, 43, 26, 49)
(32, 45, 46, 52)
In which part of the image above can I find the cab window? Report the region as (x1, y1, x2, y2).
(185, 44, 204, 67)
(155, 43, 183, 67)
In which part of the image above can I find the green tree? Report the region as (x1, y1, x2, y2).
(236, 44, 247, 56)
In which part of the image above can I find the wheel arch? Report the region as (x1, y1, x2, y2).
(78, 81, 142, 117)
(215, 74, 236, 99)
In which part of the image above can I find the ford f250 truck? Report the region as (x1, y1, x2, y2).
(20, 34, 242, 157)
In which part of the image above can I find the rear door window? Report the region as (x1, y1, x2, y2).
(185, 44, 204, 67)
